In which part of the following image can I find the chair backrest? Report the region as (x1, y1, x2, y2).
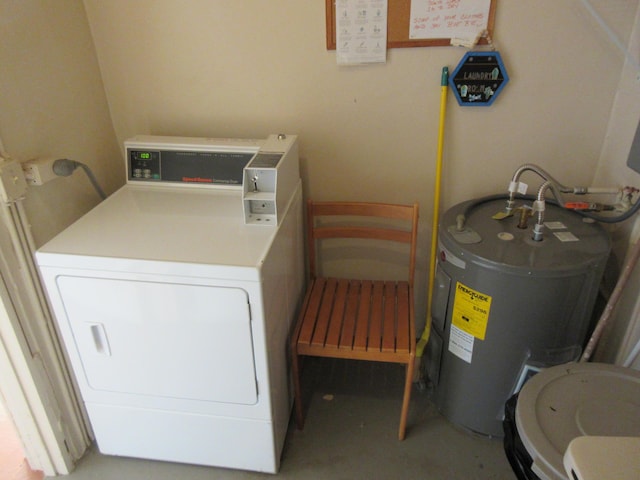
(306, 200, 419, 286)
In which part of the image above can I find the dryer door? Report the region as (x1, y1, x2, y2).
(56, 276, 257, 405)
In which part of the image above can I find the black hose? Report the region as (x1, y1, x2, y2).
(578, 197, 640, 223)
(459, 193, 639, 225)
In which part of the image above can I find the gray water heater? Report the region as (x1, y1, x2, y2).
(426, 197, 611, 437)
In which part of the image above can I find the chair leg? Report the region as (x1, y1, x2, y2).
(291, 350, 305, 430)
(398, 357, 415, 440)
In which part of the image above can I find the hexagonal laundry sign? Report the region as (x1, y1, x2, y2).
(449, 51, 509, 106)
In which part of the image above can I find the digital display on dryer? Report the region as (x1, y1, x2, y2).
(129, 150, 161, 180)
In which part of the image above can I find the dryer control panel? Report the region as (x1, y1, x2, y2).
(128, 149, 256, 185)
(125, 136, 262, 187)
(124, 134, 300, 226)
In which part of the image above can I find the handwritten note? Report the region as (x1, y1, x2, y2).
(336, 0, 388, 65)
(409, 0, 491, 42)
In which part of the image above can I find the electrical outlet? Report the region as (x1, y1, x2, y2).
(22, 157, 59, 185)
(0, 158, 28, 202)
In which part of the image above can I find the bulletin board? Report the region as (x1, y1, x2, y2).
(326, 0, 497, 49)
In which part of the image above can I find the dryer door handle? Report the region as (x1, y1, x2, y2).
(89, 323, 112, 356)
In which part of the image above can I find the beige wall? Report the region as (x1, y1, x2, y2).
(0, 0, 123, 247)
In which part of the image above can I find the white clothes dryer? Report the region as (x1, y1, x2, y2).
(36, 134, 304, 473)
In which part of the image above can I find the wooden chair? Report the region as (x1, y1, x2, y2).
(290, 200, 419, 440)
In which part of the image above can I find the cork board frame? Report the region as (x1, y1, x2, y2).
(326, 0, 497, 49)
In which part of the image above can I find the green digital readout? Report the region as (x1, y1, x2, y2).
(140, 152, 151, 159)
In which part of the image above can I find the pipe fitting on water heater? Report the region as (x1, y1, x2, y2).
(531, 199, 546, 242)
(499, 164, 640, 240)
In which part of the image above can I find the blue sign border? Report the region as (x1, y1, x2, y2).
(449, 51, 509, 107)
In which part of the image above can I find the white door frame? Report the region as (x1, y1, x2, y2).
(0, 194, 90, 476)
(0, 290, 70, 476)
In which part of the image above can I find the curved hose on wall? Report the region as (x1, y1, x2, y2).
(53, 159, 106, 200)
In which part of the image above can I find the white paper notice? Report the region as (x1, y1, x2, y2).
(336, 0, 387, 65)
(409, 0, 491, 42)
(448, 324, 474, 363)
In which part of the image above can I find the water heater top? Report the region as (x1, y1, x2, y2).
(439, 198, 611, 275)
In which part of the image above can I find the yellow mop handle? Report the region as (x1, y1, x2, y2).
(416, 66, 449, 358)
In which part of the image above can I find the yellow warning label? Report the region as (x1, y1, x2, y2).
(452, 282, 492, 340)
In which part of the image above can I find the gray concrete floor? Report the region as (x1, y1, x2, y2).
(49, 359, 516, 479)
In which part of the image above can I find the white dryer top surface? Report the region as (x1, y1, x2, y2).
(37, 185, 285, 279)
